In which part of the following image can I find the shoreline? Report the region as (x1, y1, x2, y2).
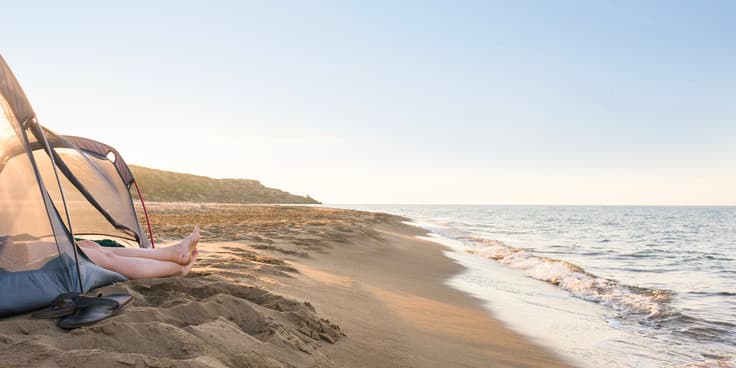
(282, 217, 574, 368)
(0, 204, 573, 367)
(329, 204, 736, 368)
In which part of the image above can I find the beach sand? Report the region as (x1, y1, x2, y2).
(0, 204, 573, 368)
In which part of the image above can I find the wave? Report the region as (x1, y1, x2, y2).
(461, 236, 736, 346)
(463, 237, 673, 317)
(457, 235, 736, 364)
(687, 291, 736, 297)
(680, 359, 736, 368)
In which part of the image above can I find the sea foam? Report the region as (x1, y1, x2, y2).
(466, 237, 672, 318)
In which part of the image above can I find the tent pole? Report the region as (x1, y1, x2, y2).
(33, 121, 85, 294)
(134, 180, 155, 248)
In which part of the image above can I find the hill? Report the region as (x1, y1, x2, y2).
(129, 165, 320, 204)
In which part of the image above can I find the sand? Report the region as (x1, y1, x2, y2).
(0, 204, 573, 368)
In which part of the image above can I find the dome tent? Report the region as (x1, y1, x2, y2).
(0, 54, 153, 317)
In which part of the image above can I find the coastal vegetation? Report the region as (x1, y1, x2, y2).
(130, 165, 319, 204)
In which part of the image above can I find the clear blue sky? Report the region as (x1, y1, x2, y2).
(3, 1, 735, 204)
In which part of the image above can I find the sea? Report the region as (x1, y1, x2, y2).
(330, 205, 736, 368)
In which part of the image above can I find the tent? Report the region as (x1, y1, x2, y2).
(0, 54, 154, 316)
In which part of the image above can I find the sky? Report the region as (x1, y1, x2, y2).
(2, 1, 735, 204)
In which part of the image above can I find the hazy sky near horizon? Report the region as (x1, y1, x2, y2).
(3, 1, 735, 204)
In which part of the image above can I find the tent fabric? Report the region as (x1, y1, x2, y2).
(0, 55, 34, 130)
(39, 130, 151, 248)
(0, 54, 149, 317)
(61, 135, 135, 187)
(0, 253, 125, 316)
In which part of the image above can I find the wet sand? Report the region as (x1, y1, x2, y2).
(0, 204, 573, 367)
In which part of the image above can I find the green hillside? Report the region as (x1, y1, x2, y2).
(129, 165, 320, 204)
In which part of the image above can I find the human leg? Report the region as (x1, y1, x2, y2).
(80, 245, 198, 279)
(77, 227, 200, 265)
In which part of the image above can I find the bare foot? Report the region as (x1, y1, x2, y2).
(181, 250, 198, 276)
(175, 227, 201, 265)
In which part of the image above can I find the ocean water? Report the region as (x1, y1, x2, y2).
(331, 205, 736, 368)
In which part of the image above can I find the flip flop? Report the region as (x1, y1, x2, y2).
(57, 294, 133, 329)
(32, 293, 80, 319)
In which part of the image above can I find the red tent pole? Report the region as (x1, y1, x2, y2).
(133, 180, 155, 248)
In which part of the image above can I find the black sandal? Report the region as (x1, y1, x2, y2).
(31, 293, 79, 319)
(57, 294, 133, 329)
